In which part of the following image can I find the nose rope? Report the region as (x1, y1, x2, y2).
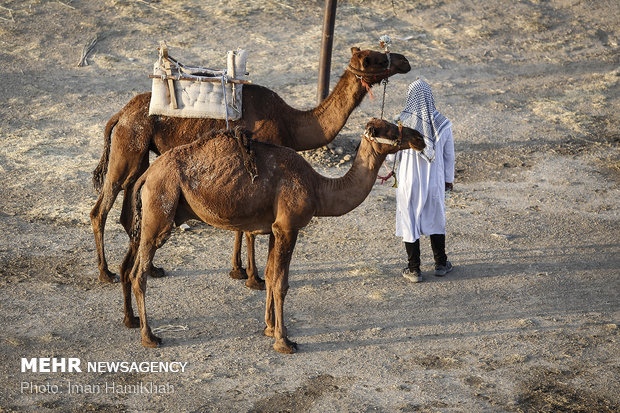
(379, 35, 391, 120)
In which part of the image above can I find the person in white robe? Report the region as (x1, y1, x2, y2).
(387, 79, 455, 283)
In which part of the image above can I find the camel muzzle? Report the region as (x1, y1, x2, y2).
(389, 52, 411, 74)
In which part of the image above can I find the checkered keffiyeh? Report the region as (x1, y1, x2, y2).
(399, 79, 451, 162)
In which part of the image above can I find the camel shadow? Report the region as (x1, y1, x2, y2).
(441, 241, 620, 281)
(286, 240, 620, 287)
(291, 314, 605, 355)
(129, 241, 618, 352)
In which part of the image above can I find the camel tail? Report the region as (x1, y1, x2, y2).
(119, 174, 145, 281)
(92, 112, 120, 193)
(119, 238, 138, 282)
(129, 173, 147, 245)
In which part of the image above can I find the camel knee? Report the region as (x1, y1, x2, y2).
(90, 198, 106, 225)
(89, 204, 99, 222)
(128, 257, 148, 288)
(131, 274, 147, 296)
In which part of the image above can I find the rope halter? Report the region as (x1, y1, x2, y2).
(346, 63, 386, 100)
(363, 121, 403, 147)
(346, 63, 390, 80)
(347, 36, 392, 99)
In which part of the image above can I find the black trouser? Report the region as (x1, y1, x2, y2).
(404, 234, 447, 270)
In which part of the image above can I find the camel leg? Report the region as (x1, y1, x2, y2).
(264, 233, 276, 337)
(268, 228, 298, 354)
(119, 156, 166, 279)
(120, 246, 139, 328)
(120, 185, 165, 279)
(90, 179, 122, 283)
(130, 244, 162, 348)
(244, 233, 265, 290)
(91, 126, 149, 284)
(229, 231, 248, 280)
(129, 174, 179, 347)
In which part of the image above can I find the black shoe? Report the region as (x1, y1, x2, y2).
(434, 261, 453, 277)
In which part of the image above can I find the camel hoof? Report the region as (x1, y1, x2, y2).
(99, 270, 119, 284)
(229, 268, 248, 280)
(245, 276, 266, 291)
(123, 315, 140, 328)
(273, 338, 297, 354)
(150, 266, 166, 278)
(264, 326, 274, 337)
(142, 334, 162, 348)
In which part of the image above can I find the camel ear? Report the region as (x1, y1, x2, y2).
(351, 47, 361, 54)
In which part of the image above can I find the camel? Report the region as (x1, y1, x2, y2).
(119, 118, 425, 353)
(91, 47, 411, 287)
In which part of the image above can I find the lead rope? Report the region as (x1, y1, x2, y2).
(379, 35, 391, 120)
(380, 73, 389, 119)
(376, 35, 398, 187)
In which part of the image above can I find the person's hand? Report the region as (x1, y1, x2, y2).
(445, 182, 453, 191)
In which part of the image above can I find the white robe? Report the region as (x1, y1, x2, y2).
(388, 123, 455, 243)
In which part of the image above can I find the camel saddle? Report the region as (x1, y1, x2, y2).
(148, 42, 249, 120)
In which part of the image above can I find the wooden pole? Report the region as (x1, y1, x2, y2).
(317, 0, 337, 103)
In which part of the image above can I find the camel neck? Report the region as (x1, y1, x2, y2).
(314, 139, 387, 217)
(290, 71, 367, 151)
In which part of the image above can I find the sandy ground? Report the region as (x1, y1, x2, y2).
(0, 0, 619, 411)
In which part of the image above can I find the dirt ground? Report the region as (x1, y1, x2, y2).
(0, 0, 618, 411)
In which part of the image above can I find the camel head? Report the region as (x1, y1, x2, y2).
(348, 47, 411, 85)
(364, 118, 425, 153)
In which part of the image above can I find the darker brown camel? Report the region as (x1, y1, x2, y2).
(119, 118, 425, 353)
(91, 47, 411, 287)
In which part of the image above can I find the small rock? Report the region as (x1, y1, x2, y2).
(491, 233, 514, 240)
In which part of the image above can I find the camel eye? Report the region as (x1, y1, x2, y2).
(363, 56, 371, 68)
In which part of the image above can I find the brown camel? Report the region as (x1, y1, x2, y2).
(91, 47, 411, 287)
(119, 118, 425, 353)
